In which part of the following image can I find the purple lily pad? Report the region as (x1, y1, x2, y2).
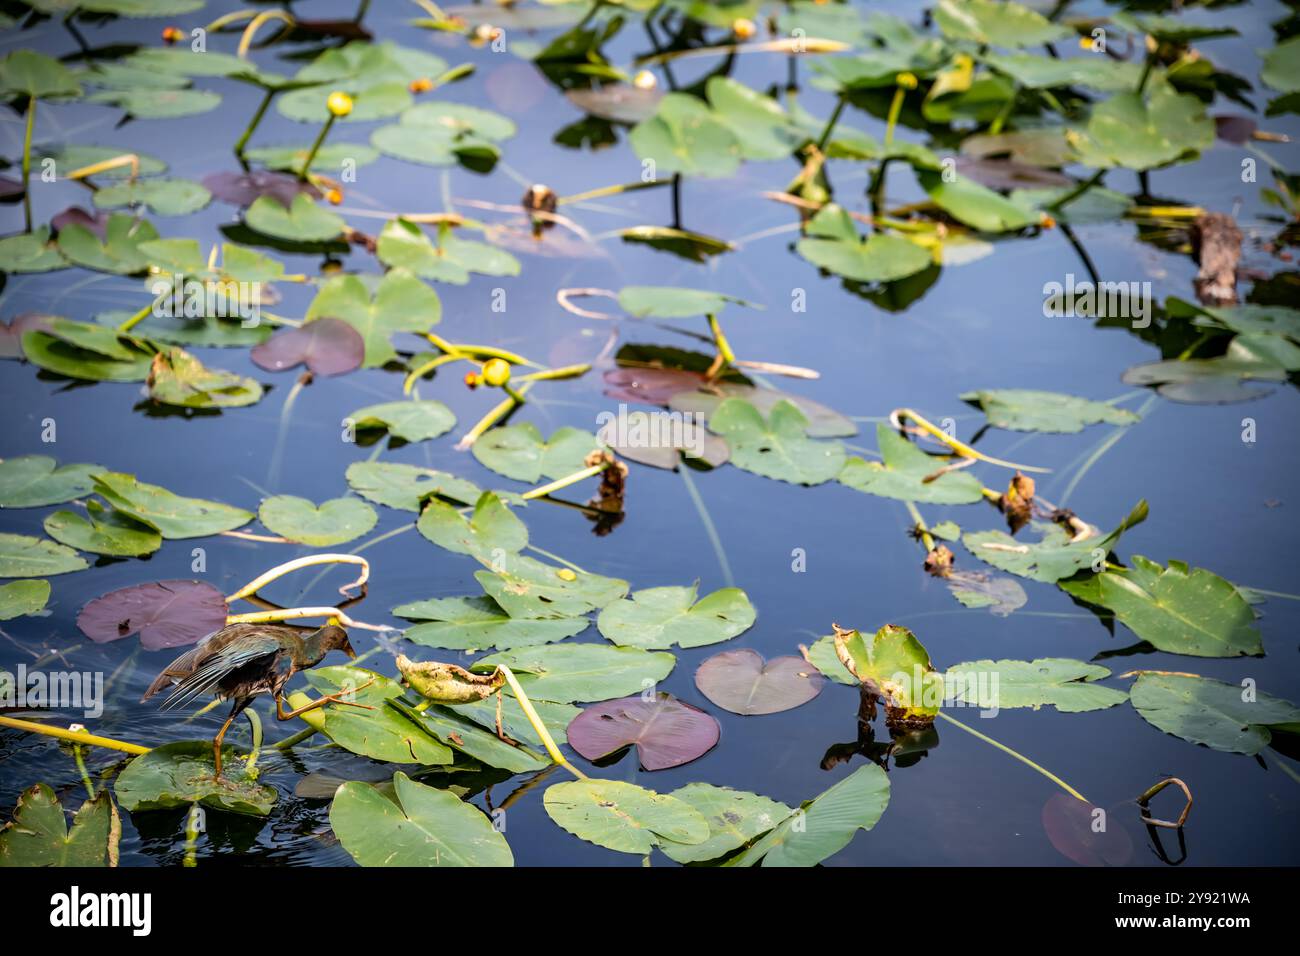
(203, 170, 320, 209)
(77, 579, 229, 650)
(0, 313, 56, 359)
(566, 693, 720, 771)
(1214, 115, 1256, 145)
(0, 175, 25, 200)
(51, 206, 110, 239)
(603, 367, 709, 405)
(954, 156, 1072, 190)
(1042, 793, 1134, 867)
(250, 318, 364, 376)
(695, 649, 825, 715)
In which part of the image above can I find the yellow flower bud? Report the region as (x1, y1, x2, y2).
(733, 18, 757, 39)
(409, 77, 433, 94)
(326, 91, 354, 118)
(556, 568, 577, 582)
(896, 72, 918, 90)
(632, 70, 657, 91)
(161, 26, 184, 44)
(325, 188, 343, 205)
(482, 358, 511, 387)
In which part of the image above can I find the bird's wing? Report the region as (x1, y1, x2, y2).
(159, 632, 285, 711)
(139, 627, 227, 702)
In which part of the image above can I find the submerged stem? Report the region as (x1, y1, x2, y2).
(937, 711, 1088, 803)
(22, 95, 35, 233)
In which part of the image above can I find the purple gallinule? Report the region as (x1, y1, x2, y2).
(142, 622, 372, 779)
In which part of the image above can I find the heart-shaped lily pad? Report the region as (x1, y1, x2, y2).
(0, 533, 87, 578)
(330, 771, 513, 867)
(258, 495, 377, 546)
(0, 455, 100, 508)
(395, 595, 588, 651)
(417, 492, 527, 559)
(92, 178, 211, 217)
(377, 218, 520, 286)
(305, 269, 441, 367)
(945, 658, 1128, 712)
(44, 501, 162, 557)
(543, 779, 709, 854)
(114, 741, 276, 816)
(596, 584, 755, 649)
(245, 193, 346, 243)
(250, 317, 364, 376)
(961, 389, 1140, 433)
(76, 579, 228, 649)
(474, 553, 627, 620)
(471, 423, 601, 483)
(797, 204, 933, 281)
(0, 784, 118, 867)
(838, 424, 986, 504)
(694, 648, 825, 715)
(475, 643, 673, 704)
(349, 399, 456, 443)
(92, 471, 252, 538)
(345, 461, 481, 511)
(709, 398, 847, 486)
(1129, 673, 1300, 755)
(56, 214, 158, 274)
(567, 693, 720, 770)
(0, 579, 51, 620)
(371, 102, 516, 168)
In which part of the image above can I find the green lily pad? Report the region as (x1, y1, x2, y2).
(832, 624, 943, 721)
(983, 52, 1145, 92)
(919, 170, 1041, 232)
(669, 383, 856, 438)
(245, 193, 347, 243)
(330, 771, 513, 867)
(121, 48, 251, 77)
(621, 225, 734, 262)
(724, 763, 890, 867)
(92, 178, 211, 216)
(20, 318, 154, 382)
(0, 785, 117, 867)
(960, 389, 1140, 433)
(934, 0, 1071, 48)
(0, 533, 87, 577)
(475, 643, 674, 703)
(0, 228, 68, 273)
(391, 700, 548, 774)
(295, 679, 453, 766)
(306, 269, 442, 368)
(1011, 185, 1134, 225)
(371, 102, 516, 167)
(630, 93, 742, 178)
(418, 492, 527, 559)
(57, 214, 159, 274)
(377, 219, 520, 286)
(596, 584, 755, 649)
(92, 471, 252, 539)
(396, 595, 588, 651)
(963, 500, 1148, 583)
(89, 87, 222, 119)
(349, 399, 456, 443)
(1058, 556, 1262, 658)
(140, 238, 286, 284)
(114, 741, 277, 816)
(1071, 84, 1214, 170)
(345, 461, 481, 512)
(43, 501, 162, 557)
(658, 783, 792, 865)
(618, 285, 757, 319)
(278, 82, 410, 123)
(544, 779, 708, 855)
(1261, 35, 1300, 93)
(0, 579, 51, 620)
(0, 455, 100, 508)
(276, 41, 447, 122)
(0, 50, 82, 98)
(97, 309, 271, 349)
(805, 635, 861, 686)
(448, 694, 579, 748)
(471, 423, 600, 483)
(797, 204, 933, 281)
(704, 77, 810, 160)
(1129, 673, 1300, 755)
(146, 347, 264, 409)
(258, 496, 377, 546)
(709, 398, 846, 486)
(838, 423, 986, 504)
(946, 658, 1128, 712)
(1121, 357, 1286, 403)
(946, 570, 1028, 616)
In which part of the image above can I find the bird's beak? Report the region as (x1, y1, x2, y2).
(344, 645, 357, 660)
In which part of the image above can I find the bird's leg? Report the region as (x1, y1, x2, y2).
(212, 712, 237, 780)
(274, 679, 376, 720)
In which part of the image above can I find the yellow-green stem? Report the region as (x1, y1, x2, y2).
(0, 716, 149, 755)
(938, 711, 1088, 802)
(22, 95, 35, 233)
